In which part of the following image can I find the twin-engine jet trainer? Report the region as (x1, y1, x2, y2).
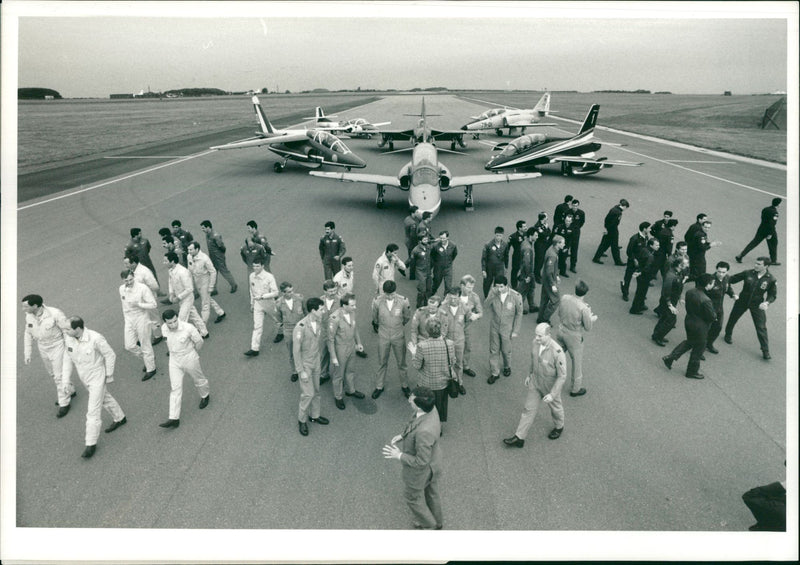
(462, 92, 557, 137)
(308, 100, 540, 215)
(371, 97, 468, 151)
(210, 96, 366, 173)
(483, 104, 643, 176)
(307, 107, 391, 139)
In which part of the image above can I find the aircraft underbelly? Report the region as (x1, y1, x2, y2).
(409, 183, 442, 215)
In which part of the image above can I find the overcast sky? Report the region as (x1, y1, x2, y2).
(10, 2, 795, 98)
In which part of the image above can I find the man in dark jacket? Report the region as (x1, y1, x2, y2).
(592, 198, 629, 266)
(620, 221, 651, 301)
(507, 220, 528, 289)
(652, 255, 689, 346)
(724, 257, 778, 360)
(630, 238, 660, 314)
(736, 197, 781, 266)
(531, 212, 551, 284)
(705, 261, 736, 354)
(662, 274, 717, 379)
(567, 199, 586, 273)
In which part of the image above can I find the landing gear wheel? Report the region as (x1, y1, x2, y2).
(495, 129, 503, 137)
(464, 185, 474, 212)
(274, 162, 285, 173)
(561, 161, 573, 177)
(376, 184, 386, 209)
(388, 141, 394, 151)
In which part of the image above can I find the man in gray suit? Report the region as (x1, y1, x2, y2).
(383, 386, 443, 530)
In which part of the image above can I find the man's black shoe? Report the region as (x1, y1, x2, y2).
(614, 261, 626, 266)
(458, 384, 466, 395)
(770, 262, 781, 266)
(503, 367, 511, 377)
(620, 281, 628, 301)
(355, 350, 368, 358)
(202, 334, 210, 340)
(210, 289, 218, 296)
(142, 369, 157, 381)
(151, 336, 164, 346)
(685, 373, 705, 379)
(291, 373, 298, 382)
(230, 284, 238, 293)
(735, 255, 742, 263)
(320, 375, 331, 385)
(214, 313, 226, 324)
(81, 445, 96, 459)
(569, 388, 587, 397)
(699, 354, 706, 361)
(309, 416, 329, 425)
(244, 349, 259, 357)
(629, 309, 643, 315)
(548, 427, 564, 440)
(273, 333, 284, 343)
(569, 267, 577, 273)
(199, 395, 210, 409)
(371, 388, 384, 399)
(463, 368, 476, 377)
(105, 417, 127, 433)
(487, 375, 499, 384)
(298, 421, 309, 436)
(592, 258, 603, 264)
(402, 386, 412, 398)
(652, 336, 667, 347)
(503, 435, 524, 448)
(762, 351, 771, 360)
(662, 356, 673, 370)
(335, 398, 346, 410)
(561, 272, 569, 278)
(706, 344, 719, 354)
(345, 390, 365, 399)
(159, 419, 180, 429)
(57, 404, 71, 418)
(724, 335, 733, 344)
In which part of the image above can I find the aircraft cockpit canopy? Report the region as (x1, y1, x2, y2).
(500, 133, 547, 156)
(310, 130, 351, 154)
(478, 108, 504, 120)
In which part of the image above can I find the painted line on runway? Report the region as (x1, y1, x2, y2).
(17, 150, 216, 211)
(615, 146, 784, 198)
(103, 155, 191, 159)
(664, 160, 736, 164)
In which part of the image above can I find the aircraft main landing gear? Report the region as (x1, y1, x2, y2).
(273, 161, 286, 173)
(495, 129, 503, 136)
(376, 184, 386, 208)
(464, 185, 474, 212)
(561, 161, 573, 177)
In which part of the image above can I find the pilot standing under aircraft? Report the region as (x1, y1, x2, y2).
(319, 221, 346, 282)
(481, 226, 509, 299)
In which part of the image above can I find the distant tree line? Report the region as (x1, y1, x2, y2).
(163, 88, 228, 97)
(19, 87, 62, 99)
(593, 89, 652, 94)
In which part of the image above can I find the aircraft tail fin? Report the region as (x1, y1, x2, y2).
(252, 96, 275, 135)
(578, 104, 600, 135)
(316, 106, 325, 120)
(534, 92, 550, 116)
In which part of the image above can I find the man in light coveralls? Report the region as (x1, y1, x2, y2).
(22, 294, 76, 417)
(159, 309, 210, 429)
(119, 270, 158, 381)
(62, 316, 127, 458)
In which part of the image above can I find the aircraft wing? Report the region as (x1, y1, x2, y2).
(211, 133, 309, 150)
(430, 129, 468, 141)
(449, 172, 541, 188)
(373, 129, 416, 141)
(550, 156, 643, 167)
(308, 171, 402, 188)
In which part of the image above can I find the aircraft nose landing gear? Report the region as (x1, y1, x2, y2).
(464, 185, 474, 212)
(376, 184, 386, 209)
(273, 161, 286, 173)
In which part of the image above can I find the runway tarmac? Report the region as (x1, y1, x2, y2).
(9, 95, 793, 559)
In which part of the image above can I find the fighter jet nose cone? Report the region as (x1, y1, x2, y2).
(460, 125, 468, 131)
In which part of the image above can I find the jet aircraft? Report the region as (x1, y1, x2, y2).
(461, 92, 557, 137)
(210, 96, 366, 173)
(307, 107, 391, 139)
(308, 104, 540, 215)
(370, 98, 468, 151)
(483, 104, 643, 176)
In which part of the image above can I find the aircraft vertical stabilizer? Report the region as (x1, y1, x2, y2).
(578, 104, 600, 135)
(252, 96, 275, 135)
(534, 92, 551, 116)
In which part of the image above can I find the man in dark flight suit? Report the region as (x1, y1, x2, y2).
(662, 274, 717, 379)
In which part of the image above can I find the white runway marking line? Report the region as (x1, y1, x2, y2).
(663, 160, 736, 164)
(103, 155, 191, 159)
(615, 146, 784, 198)
(17, 150, 216, 211)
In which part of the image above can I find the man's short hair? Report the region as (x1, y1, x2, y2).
(525, 227, 537, 238)
(639, 221, 652, 232)
(422, 211, 432, 220)
(669, 255, 685, 270)
(771, 197, 782, 207)
(124, 253, 139, 265)
(460, 274, 475, 285)
(158, 228, 171, 238)
(200, 220, 212, 229)
(564, 194, 574, 203)
(446, 286, 460, 296)
(162, 234, 175, 245)
(68, 316, 85, 330)
(165, 251, 180, 264)
(439, 230, 449, 238)
(246, 220, 258, 229)
(408, 205, 419, 214)
(715, 261, 730, 270)
(279, 281, 293, 292)
(494, 226, 505, 234)
(493, 275, 508, 286)
(411, 386, 436, 412)
(551, 234, 565, 246)
(340, 256, 352, 266)
(21, 294, 43, 307)
(322, 279, 336, 291)
(130, 227, 141, 237)
(619, 199, 630, 208)
(663, 210, 673, 217)
(427, 295, 441, 306)
(426, 317, 442, 338)
(756, 256, 771, 266)
(386, 243, 400, 254)
(648, 238, 659, 249)
(383, 280, 397, 293)
(516, 220, 526, 230)
(171, 220, 182, 228)
(340, 293, 356, 307)
(676, 241, 687, 250)
(571, 199, 580, 206)
(702, 220, 712, 227)
(537, 212, 547, 220)
(667, 219, 679, 228)
(252, 258, 263, 266)
(696, 213, 707, 222)
(162, 309, 178, 321)
(188, 241, 200, 251)
(120, 269, 133, 279)
(575, 280, 589, 297)
(324, 221, 335, 230)
(306, 297, 324, 312)
(697, 273, 715, 287)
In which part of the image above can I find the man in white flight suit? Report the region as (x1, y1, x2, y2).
(21, 294, 76, 417)
(244, 258, 280, 356)
(165, 251, 208, 337)
(62, 317, 127, 458)
(187, 241, 226, 325)
(119, 270, 159, 381)
(123, 255, 163, 344)
(159, 309, 210, 429)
